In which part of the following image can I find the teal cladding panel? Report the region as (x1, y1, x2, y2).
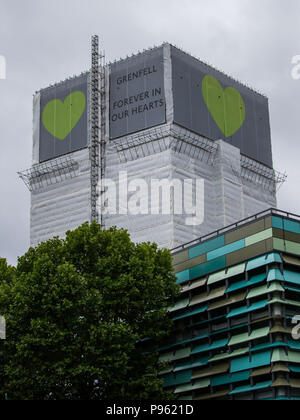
(191, 315, 226, 328)
(230, 380, 272, 395)
(267, 268, 285, 282)
(226, 272, 266, 293)
(288, 341, 300, 351)
(272, 216, 284, 230)
(284, 270, 300, 286)
(211, 370, 250, 387)
(191, 338, 229, 355)
(272, 216, 300, 234)
(246, 253, 282, 272)
(227, 299, 269, 319)
(250, 342, 286, 353)
(188, 236, 225, 259)
(163, 370, 193, 387)
(285, 285, 300, 293)
(176, 270, 190, 284)
(207, 239, 245, 262)
(210, 323, 248, 338)
(158, 333, 209, 352)
(174, 357, 209, 373)
(172, 305, 208, 321)
(264, 397, 300, 401)
(284, 219, 300, 235)
(226, 279, 248, 293)
(230, 351, 272, 373)
(189, 257, 226, 280)
(248, 272, 268, 285)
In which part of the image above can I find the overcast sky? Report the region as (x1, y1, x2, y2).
(0, 0, 299, 265)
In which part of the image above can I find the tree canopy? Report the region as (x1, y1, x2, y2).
(0, 223, 179, 400)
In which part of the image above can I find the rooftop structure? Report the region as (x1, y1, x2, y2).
(153, 209, 300, 400)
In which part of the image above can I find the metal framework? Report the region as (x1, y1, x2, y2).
(90, 35, 106, 225)
(18, 156, 79, 192)
(90, 35, 100, 223)
(99, 45, 106, 226)
(90, 35, 106, 226)
(240, 155, 287, 192)
(170, 125, 218, 165)
(108, 124, 171, 163)
(108, 123, 218, 165)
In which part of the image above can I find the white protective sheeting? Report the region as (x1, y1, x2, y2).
(103, 129, 277, 250)
(30, 125, 277, 249)
(29, 45, 277, 250)
(30, 148, 91, 246)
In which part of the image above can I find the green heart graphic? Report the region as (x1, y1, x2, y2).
(42, 91, 86, 140)
(202, 75, 245, 137)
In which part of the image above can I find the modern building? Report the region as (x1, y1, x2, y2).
(157, 209, 300, 400)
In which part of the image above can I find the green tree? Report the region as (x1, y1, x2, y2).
(0, 223, 179, 400)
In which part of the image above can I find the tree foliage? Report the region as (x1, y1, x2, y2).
(0, 223, 179, 400)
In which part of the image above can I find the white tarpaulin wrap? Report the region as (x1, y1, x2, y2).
(30, 148, 91, 246)
(29, 43, 277, 249)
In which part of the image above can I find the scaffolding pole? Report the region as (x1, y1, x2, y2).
(90, 35, 100, 223)
(90, 35, 106, 226)
(99, 45, 106, 227)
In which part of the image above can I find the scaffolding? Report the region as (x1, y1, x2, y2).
(240, 155, 287, 193)
(90, 35, 100, 223)
(108, 123, 218, 165)
(170, 125, 218, 165)
(18, 156, 79, 192)
(99, 45, 106, 226)
(108, 124, 171, 163)
(90, 35, 106, 226)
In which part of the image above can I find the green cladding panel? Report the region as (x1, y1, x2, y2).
(245, 228, 273, 247)
(225, 217, 272, 245)
(207, 262, 245, 286)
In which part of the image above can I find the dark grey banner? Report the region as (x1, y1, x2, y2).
(171, 47, 273, 168)
(109, 47, 166, 140)
(39, 74, 88, 163)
